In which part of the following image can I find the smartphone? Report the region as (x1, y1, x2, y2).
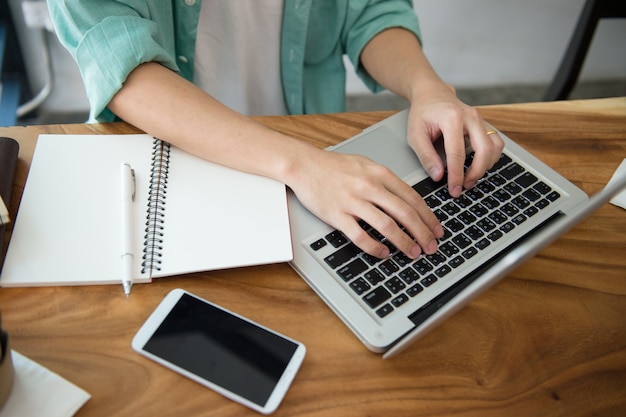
(132, 289, 306, 414)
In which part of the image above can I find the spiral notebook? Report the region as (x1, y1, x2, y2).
(0, 134, 293, 287)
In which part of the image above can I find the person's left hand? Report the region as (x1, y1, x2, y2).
(406, 84, 504, 198)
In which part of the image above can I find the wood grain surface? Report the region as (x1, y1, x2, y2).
(0, 98, 625, 417)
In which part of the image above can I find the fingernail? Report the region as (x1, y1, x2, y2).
(434, 225, 444, 238)
(379, 247, 390, 259)
(426, 239, 438, 254)
(410, 245, 422, 259)
(465, 180, 476, 189)
(451, 186, 462, 197)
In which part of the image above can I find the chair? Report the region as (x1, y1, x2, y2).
(543, 0, 626, 101)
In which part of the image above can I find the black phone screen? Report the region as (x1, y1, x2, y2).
(143, 293, 299, 406)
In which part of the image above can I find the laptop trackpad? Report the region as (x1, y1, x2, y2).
(331, 126, 424, 180)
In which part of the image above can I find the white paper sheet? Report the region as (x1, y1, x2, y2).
(0, 351, 90, 417)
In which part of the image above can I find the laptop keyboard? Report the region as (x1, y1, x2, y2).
(308, 152, 562, 319)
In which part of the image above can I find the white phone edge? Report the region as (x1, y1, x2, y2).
(131, 288, 306, 415)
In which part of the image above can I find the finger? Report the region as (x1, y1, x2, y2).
(337, 212, 392, 259)
(464, 124, 505, 188)
(380, 175, 444, 240)
(364, 178, 443, 258)
(439, 121, 467, 198)
(357, 204, 424, 259)
(408, 124, 446, 182)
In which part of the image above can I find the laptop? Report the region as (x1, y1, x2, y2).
(287, 109, 626, 359)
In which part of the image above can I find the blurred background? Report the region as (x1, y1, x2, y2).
(1, 0, 625, 125)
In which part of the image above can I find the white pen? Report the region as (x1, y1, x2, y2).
(120, 163, 136, 297)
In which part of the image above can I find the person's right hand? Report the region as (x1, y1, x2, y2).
(287, 147, 444, 260)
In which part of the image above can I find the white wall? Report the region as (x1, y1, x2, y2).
(348, 0, 626, 93)
(10, 0, 626, 114)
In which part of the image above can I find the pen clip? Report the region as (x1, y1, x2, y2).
(130, 168, 136, 202)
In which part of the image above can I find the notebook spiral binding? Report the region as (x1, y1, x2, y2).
(142, 139, 171, 275)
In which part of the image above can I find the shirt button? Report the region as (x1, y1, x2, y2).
(178, 55, 188, 63)
(184, 0, 195, 6)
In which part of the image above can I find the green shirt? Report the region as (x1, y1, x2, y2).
(48, 0, 421, 122)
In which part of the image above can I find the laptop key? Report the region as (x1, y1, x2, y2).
(385, 277, 406, 294)
(363, 286, 392, 308)
(512, 196, 530, 209)
(324, 242, 361, 269)
(413, 258, 433, 275)
(504, 182, 523, 195)
(310, 238, 327, 251)
(476, 181, 496, 194)
(488, 210, 508, 225)
(487, 230, 504, 241)
(446, 218, 465, 233)
(481, 195, 500, 209)
(362, 252, 381, 265)
(458, 211, 477, 225)
(533, 181, 552, 195)
(515, 172, 538, 188)
(420, 274, 437, 287)
(391, 294, 410, 308)
(488, 173, 507, 186)
(439, 242, 459, 257)
(501, 203, 519, 217)
(493, 189, 512, 202)
(462, 247, 479, 259)
(501, 162, 525, 180)
(399, 267, 420, 284)
(413, 176, 446, 196)
(522, 188, 542, 202)
(512, 214, 527, 225)
(449, 256, 465, 268)
(500, 222, 515, 234)
(406, 283, 424, 297)
(546, 191, 561, 202)
(435, 265, 452, 278)
(338, 258, 368, 282)
(535, 199, 549, 210)
(454, 194, 473, 208)
(425, 195, 441, 208)
(476, 218, 497, 232)
(475, 238, 490, 250)
(466, 188, 484, 201)
(326, 231, 348, 248)
(393, 252, 412, 267)
(452, 233, 472, 249)
(465, 225, 484, 240)
(524, 206, 539, 218)
(350, 278, 371, 295)
(426, 253, 446, 266)
(364, 268, 386, 286)
(376, 303, 394, 318)
(379, 259, 400, 276)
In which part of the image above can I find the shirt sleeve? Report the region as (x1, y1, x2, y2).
(48, 1, 180, 122)
(342, 0, 422, 93)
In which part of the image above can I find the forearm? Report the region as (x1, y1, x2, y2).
(360, 28, 452, 103)
(108, 62, 443, 260)
(108, 62, 313, 184)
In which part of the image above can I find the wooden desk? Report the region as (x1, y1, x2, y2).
(1, 98, 625, 417)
